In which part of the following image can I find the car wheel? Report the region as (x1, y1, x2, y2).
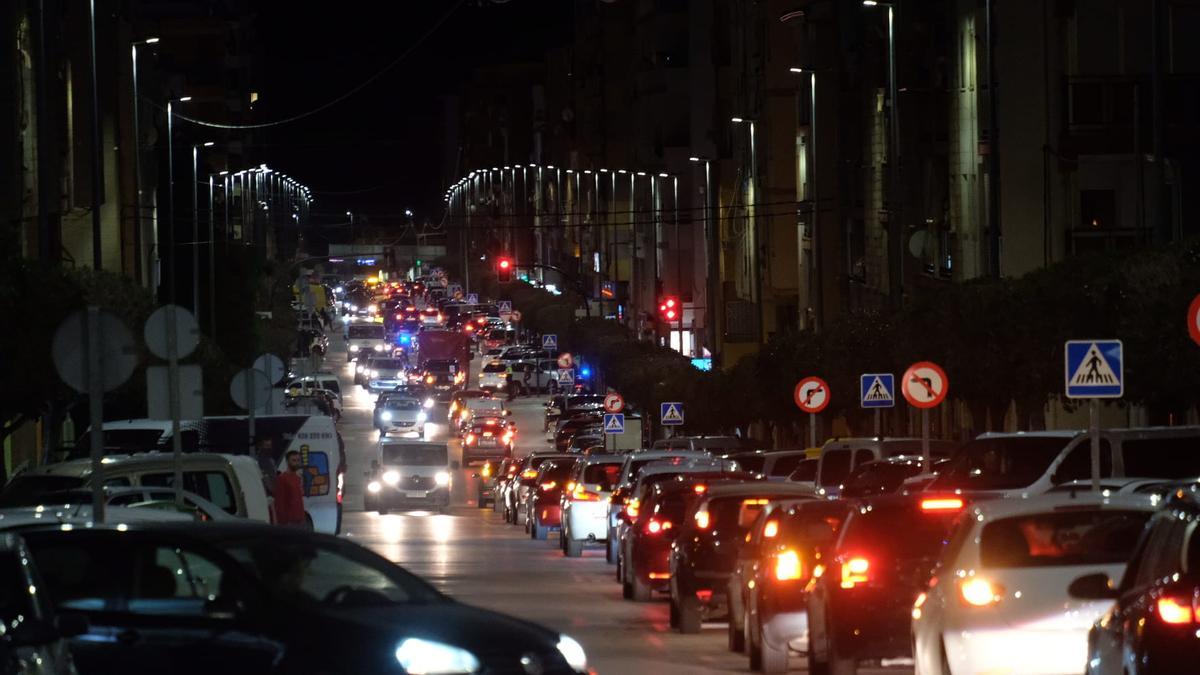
(606, 536, 618, 564)
(622, 578, 634, 600)
(748, 627, 763, 671)
(564, 537, 583, 557)
(677, 595, 702, 634)
(476, 491, 488, 508)
(669, 599, 680, 628)
(728, 614, 746, 652)
(807, 643, 829, 675)
(759, 616, 789, 674)
(630, 575, 652, 602)
(532, 520, 548, 540)
(377, 506, 389, 515)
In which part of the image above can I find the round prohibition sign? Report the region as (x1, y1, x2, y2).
(603, 392, 625, 414)
(794, 376, 830, 414)
(1188, 293, 1200, 347)
(902, 361, 949, 409)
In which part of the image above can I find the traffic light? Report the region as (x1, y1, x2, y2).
(496, 256, 513, 283)
(658, 296, 680, 322)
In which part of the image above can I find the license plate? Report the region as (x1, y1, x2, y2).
(479, 438, 496, 446)
(406, 491, 425, 498)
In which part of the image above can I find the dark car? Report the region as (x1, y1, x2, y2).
(505, 453, 576, 526)
(840, 455, 951, 499)
(0, 532, 84, 675)
(805, 494, 966, 675)
(667, 483, 817, 634)
(554, 413, 604, 452)
(1070, 486, 1200, 675)
(475, 457, 519, 510)
(527, 458, 581, 540)
(740, 500, 851, 672)
(620, 477, 725, 602)
(462, 417, 516, 464)
(14, 523, 590, 675)
(544, 394, 605, 433)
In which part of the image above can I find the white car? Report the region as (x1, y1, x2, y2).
(912, 492, 1158, 675)
(561, 455, 625, 557)
(479, 360, 509, 392)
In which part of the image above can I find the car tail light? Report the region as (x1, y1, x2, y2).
(485, 419, 497, 426)
(625, 499, 640, 519)
(763, 519, 779, 538)
(959, 577, 1004, 607)
(840, 557, 870, 589)
(425, 376, 435, 384)
(571, 486, 602, 501)
(336, 471, 344, 505)
(693, 484, 707, 494)
(565, 481, 577, 493)
(744, 498, 770, 506)
(774, 549, 802, 581)
(912, 592, 927, 620)
(521, 469, 539, 480)
(646, 518, 673, 534)
(540, 481, 557, 491)
(694, 509, 711, 530)
(696, 590, 713, 602)
(481, 464, 493, 478)
(920, 497, 965, 512)
(1157, 597, 1196, 624)
(465, 434, 476, 445)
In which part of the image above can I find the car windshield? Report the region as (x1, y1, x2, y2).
(583, 463, 622, 490)
(929, 436, 1073, 490)
(371, 359, 406, 370)
(0, 475, 87, 507)
(731, 455, 766, 474)
(220, 537, 442, 607)
(382, 444, 448, 466)
(842, 460, 927, 498)
(383, 398, 422, 410)
(980, 510, 1152, 568)
(348, 325, 384, 339)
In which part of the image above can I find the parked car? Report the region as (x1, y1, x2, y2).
(15, 523, 590, 674)
(913, 492, 1156, 675)
(839, 455, 950, 499)
(0, 532, 85, 675)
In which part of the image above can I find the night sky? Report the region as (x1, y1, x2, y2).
(248, 0, 572, 238)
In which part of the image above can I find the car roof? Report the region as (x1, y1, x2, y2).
(702, 482, 818, 500)
(21, 452, 240, 478)
(967, 491, 1160, 521)
(0, 505, 195, 529)
(626, 449, 712, 460)
(975, 430, 1080, 439)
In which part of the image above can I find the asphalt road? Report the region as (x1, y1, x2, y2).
(324, 327, 906, 675)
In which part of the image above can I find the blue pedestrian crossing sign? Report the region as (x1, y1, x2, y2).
(604, 413, 625, 434)
(498, 300, 513, 314)
(1065, 340, 1124, 399)
(466, 293, 479, 304)
(860, 373, 895, 409)
(660, 402, 685, 426)
(542, 334, 558, 350)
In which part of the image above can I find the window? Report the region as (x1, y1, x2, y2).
(382, 444, 448, 466)
(1132, 514, 1187, 588)
(980, 510, 1151, 568)
(852, 449, 876, 468)
(128, 546, 229, 616)
(583, 463, 622, 491)
(1120, 437, 1200, 479)
(142, 471, 237, 515)
(930, 436, 1072, 490)
(25, 536, 124, 612)
(789, 459, 819, 482)
(818, 450, 852, 487)
(770, 454, 803, 477)
(1055, 440, 1113, 483)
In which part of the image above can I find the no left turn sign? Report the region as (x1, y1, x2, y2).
(603, 392, 625, 413)
(794, 376, 830, 413)
(902, 361, 949, 409)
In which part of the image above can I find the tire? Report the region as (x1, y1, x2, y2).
(669, 599, 680, 628)
(606, 536, 618, 564)
(622, 578, 633, 600)
(808, 647, 829, 675)
(630, 575, 652, 602)
(728, 615, 746, 652)
(749, 631, 763, 671)
(476, 492, 488, 508)
(377, 506, 389, 515)
(677, 595, 702, 634)
(532, 521, 548, 540)
(759, 616, 789, 674)
(564, 537, 584, 557)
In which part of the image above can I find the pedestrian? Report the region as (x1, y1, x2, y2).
(274, 450, 308, 528)
(255, 436, 277, 496)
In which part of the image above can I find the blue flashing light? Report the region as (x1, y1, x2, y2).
(580, 367, 591, 378)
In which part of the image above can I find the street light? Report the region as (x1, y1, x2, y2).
(690, 156, 716, 354)
(731, 116, 761, 341)
(864, 0, 902, 305)
(192, 141, 216, 316)
(130, 37, 160, 287)
(791, 67, 822, 331)
(165, 95, 192, 305)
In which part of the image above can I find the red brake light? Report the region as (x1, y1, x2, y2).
(693, 484, 707, 494)
(920, 497, 965, 512)
(840, 557, 870, 589)
(774, 549, 802, 581)
(1158, 597, 1195, 624)
(521, 469, 539, 479)
(540, 481, 557, 491)
(465, 433, 476, 445)
(763, 519, 779, 538)
(646, 518, 673, 534)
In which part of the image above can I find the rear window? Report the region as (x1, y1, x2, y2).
(482, 362, 508, 373)
(703, 496, 764, 532)
(930, 436, 1072, 490)
(980, 510, 1152, 568)
(839, 505, 960, 560)
(348, 325, 385, 339)
(540, 460, 577, 481)
(790, 459, 819, 482)
(1120, 437, 1200, 478)
(819, 450, 852, 487)
(382, 444, 447, 466)
(141, 471, 237, 515)
(770, 454, 803, 477)
(732, 455, 766, 474)
(0, 475, 87, 506)
(583, 463, 622, 490)
(842, 461, 926, 498)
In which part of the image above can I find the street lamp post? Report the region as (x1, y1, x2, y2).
(864, 0, 903, 306)
(791, 67, 822, 331)
(166, 96, 192, 304)
(690, 157, 716, 356)
(210, 170, 227, 339)
(732, 117, 762, 341)
(130, 37, 160, 287)
(191, 141, 214, 316)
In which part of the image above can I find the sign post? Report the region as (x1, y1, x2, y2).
(1065, 340, 1124, 491)
(901, 361, 949, 473)
(794, 376, 830, 448)
(859, 373, 895, 436)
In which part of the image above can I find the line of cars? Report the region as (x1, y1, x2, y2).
(480, 423, 1200, 674)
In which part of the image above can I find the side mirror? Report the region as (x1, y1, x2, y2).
(451, 461, 461, 470)
(55, 612, 89, 638)
(1068, 572, 1118, 600)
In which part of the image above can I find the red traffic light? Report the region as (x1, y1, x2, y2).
(497, 256, 514, 283)
(657, 296, 680, 322)
(498, 258, 512, 270)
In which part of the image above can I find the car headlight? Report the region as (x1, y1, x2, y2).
(367, 304, 378, 313)
(383, 470, 400, 485)
(370, 370, 380, 377)
(424, 397, 435, 409)
(394, 638, 479, 674)
(435, 471, 451, 487)
(367, 481, 381, 493)
(349, 304, 358, 311)
(417, 411, 428, 423)
(557, 635, 587, 673)
(374, 344, 385, 352)
(335, 286, 344, 294)
(350, 344, 360, 352)
(381, 411, 393, 422)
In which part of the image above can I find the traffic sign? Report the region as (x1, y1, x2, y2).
(860, 373, 895, 409)
(1065, 340, 1124, 399)
(53, 309, 139, 394)
(902, 361, 949, 408)
(557, 368, 574, 385)
(603, 392, 625, 413)
(557, 352, 574, 369)
(1189, 293, 1200, 347)
(466, 293, 479, 304)
(794, 377, 830, 413)
(603, 413, 625, 434)
(144, 305, 199, 360)
(542, 334, 559, 351)
(660, 402, 685, 426)
(447, 284, 462, 296)
(499, 300, 513, 314)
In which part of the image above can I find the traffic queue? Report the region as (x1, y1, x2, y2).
(478, 361, 1200, 674)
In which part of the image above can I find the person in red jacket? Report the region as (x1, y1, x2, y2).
(274, 450, 308, 528)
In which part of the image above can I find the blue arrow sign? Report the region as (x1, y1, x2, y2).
(660, 402, 684, 426)
(1065, 340, 1123, 398)
(542, 334, 558, 350)
(603, 413, 625, 434)
(860, 373, 895, 409)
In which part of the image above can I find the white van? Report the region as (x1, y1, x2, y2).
(345, 322, 387, 362)
(928, 426, 1200, 497)
(0, 453, 270, 523)
(813, 437, 959, 497)
(364, 441, 454, 513)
